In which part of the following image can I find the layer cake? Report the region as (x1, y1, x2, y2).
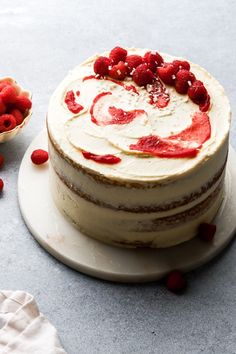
(47, 48, 231, 247)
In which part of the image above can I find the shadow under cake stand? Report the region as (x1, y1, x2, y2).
(18, 130, 236, 283)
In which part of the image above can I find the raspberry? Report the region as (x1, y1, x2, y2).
(172, 60, 190, 72)
(0, 178, 4, 192)
(165, 270, 187, 294)
(0, 81, 10, 92)
(94, 56, 111, 76)
(109, 46, 127, 64)
(198, 223, 216, 242)
(0, 114, 16, 132)
(188, 80, 208, 105)
(175, 70, 196, 94)
(31, 149, 49, 165)
(0, 97, 6, 115)
(14, 95, 32, 113)
(125, 55, 143, 74)
(132, 63, 155, 87)
(10, 108, 24, 125)
(0, 154, 4, 168)
(109, 61, 128, 80)
(144, 51, 164, 72)
(0, 85, 17, 104)
(199, 94, 211, 112)
(157, 63, 176, 85)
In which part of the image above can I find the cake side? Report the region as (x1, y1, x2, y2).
(48, 134, 227, 213)
(50, 165, 225, 248)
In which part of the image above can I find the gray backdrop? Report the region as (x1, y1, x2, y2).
(0, 1, 236, 353)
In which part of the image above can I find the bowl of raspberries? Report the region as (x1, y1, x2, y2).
(0, 77, 32, 143)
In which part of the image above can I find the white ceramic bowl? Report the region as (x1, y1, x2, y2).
(0, 77, 32, 143)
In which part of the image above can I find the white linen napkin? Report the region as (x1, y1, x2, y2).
(0, 291, 67, 354)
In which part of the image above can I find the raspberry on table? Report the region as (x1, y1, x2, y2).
(125, 55, 143, 74)
(132, 63, 155, 87)
(0, 85, 17, 104)
(94, 56, 111, 76)
(188, 80, 208, 105)
(157, 63, 176, 85)
(0, 178, 4, 192)
(198, 223, 216, 242)
(14, 95, 32, 113)
(10, 108, 24, 125)
(175, 69, 196, 94)
(109, 61, 128, 80)
(0, 114, 16, 132)
(31, 149, 49, 165)
(144, 51, 164, 72)
(109, 46, 127, 64)
(165, 270, 187, 294)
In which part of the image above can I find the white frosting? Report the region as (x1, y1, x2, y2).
(47, 48, 231, 182)
(47, 48, 231, 248)
(50, 166, 224, 248)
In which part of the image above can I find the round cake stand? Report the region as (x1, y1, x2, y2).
(18, 130, 236, 283)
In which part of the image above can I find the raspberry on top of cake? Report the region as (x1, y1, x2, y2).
(47, 47, 230, 248)
(48, 47, 229, 181)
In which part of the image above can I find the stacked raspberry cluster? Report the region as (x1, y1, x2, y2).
(0, 80, 32, 133)
(93, 46, 210, 112)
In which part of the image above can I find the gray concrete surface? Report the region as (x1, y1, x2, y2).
(0, 1, 236, 353)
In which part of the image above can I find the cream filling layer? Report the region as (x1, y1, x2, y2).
(50, 165, 224, 248)
(48, 136, 227, 211)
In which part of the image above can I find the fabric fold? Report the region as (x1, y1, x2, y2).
(0, 291, 67, 354)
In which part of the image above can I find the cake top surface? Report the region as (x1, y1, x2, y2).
(47, 47, 231, 182)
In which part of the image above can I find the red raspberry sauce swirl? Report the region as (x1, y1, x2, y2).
(65, 90, 83, 114)
(90, 92, 146, 126)
(82, 151, 121, 164)
(129, 112, 211, 158)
